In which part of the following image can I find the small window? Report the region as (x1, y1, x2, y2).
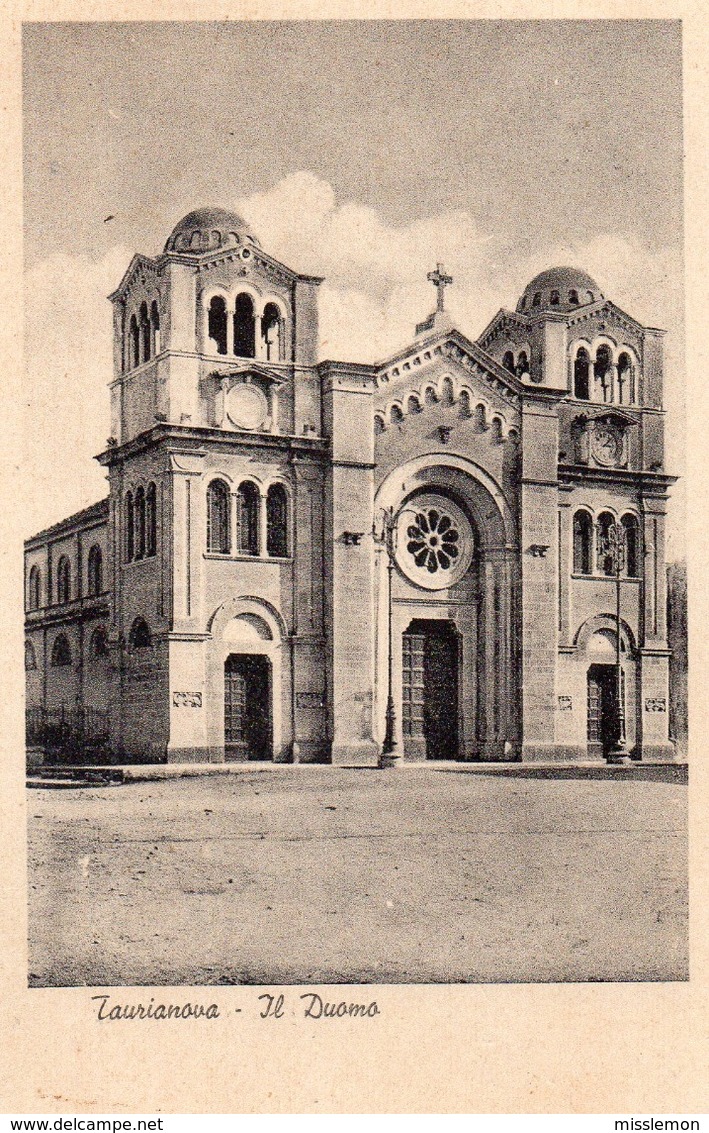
(51, 633, 72, 667)
(374, 414, 385, 435)
(146, 483, 157, 557)
(390, 404, 403, 423)
(28, 565, 41, 611)
(573, 511, 593, 575)
(621, 514, 640, 577)
(459, 390, 472, 418)
(568, 289, 579, 305)
(56, 556, 71, 605)
(234, 293, 255, 358)
(208, 296, 228, 355)
(532, 292, 542, 307)
(587, 290, 595, 304)
(237, 481, 259, 555)
(150, 300, 161, 356)
(262, 303, 282, 362)
(91, 626, 109, 657)
(207, 479, 231, 555)
(597, 512, 617, 577)
(407, 395, 422, 415)
(25, 641, 38, 670)
(125, 491, 134, 562)
(617, 353, 633, 405)
(129, 617, 152, 649)
(550, 289, 560, 305)
(266, 484, 289, 558)
(128, 315, 139, 369)
(87, 544, 103, 596)
(424, 387, 438, 406)
(140, 301, 151, 363)
(594, 346, 613, 403)
(134, 486, 146, 559)
(503, 351, 515, 373)
(574, 348, 590, 400)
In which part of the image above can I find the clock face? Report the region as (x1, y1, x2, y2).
(592, 423, 622, 466)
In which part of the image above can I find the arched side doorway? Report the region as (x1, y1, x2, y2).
(206, 598, 291, 762)
(402, 619, 460, 759)
(224, 653, 272, 760)
(572, 618, 637, 759)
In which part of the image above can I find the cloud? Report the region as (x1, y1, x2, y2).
(24, 173, 684, 554)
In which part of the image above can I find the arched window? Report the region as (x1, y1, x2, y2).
(390, 404, 403, 424)
(617, 352, 634, 405)
(25, 641, 37, 670)
(573, 511, 593, 575)
(502, 351, 515, 373)
(150, 300, 161, 356)
(550, 289, 560, 306)
(594, 345, 613, 403)
(237, 481, 259, 555)
(234, 293, 255, 358)
(146, 483, 157, 556)
(56, 556, 71, 604)
(134, 486, 146, 559)
(87, 544, 103, 596)
(266, 484, 289, 558)
(207, 479, 231, 554)
(129, 617, 152, 649)
(568, 289, 579, 305)
(587, 290, 596, 303)
(28, 565, 41, 611)
(597, 512, 616, 577)
(424, 387, 438, 407)
(140, 301, 151, 363)
(125, 491, 134, 562)
(574, 348, 590, 400)
(459, 390, 472, 418)
(515, 351, 529, 377)
(51, 633, 72, 667)
(262, 303, 282, 362)
(621, 514, 640, 577)
(407, 395, 422, 415)
(441, 377, 455, 406)
(90, 626, 109, 657)
(208, 296, 228, 355)
(532, 292, 542, 307)
(128, 315, 139, 369)
(374, 414, 385, 435)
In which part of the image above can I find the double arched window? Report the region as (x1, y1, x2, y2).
(205, 479, 290, 558)
(56, 556, 71, 605)
(572, 509, 641, 577)
(207, 479, 231, 554)
(28, 565, 41, 611)
(51, 633, 72, 667)
(87, 544, 103, 596)
(125, 298, 161, 371)
(124, 484, 157, 562)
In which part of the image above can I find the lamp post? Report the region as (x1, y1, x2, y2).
(372, 506, 403, 768)
(607, 521, 630, 763)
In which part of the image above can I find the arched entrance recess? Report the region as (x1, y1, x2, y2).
(574, 615, 638, 759)
(374, 454, 518, 761)
(206, 597, 290, 761)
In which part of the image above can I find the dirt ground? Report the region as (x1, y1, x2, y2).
(27, 765, 688, 986)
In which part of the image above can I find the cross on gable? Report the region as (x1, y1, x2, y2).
(427, 263, 453, 312)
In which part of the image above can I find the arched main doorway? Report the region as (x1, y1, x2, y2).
(402, 619, 460, 759)
(224, 654, 272, 761)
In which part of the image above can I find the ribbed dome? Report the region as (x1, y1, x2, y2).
(164, 207, 260, 254)
(517, 267, 603, 314)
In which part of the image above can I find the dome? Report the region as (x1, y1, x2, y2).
(516, 267, 603, 315)
(164, 207, 260, 255)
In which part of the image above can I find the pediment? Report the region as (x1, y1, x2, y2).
(207, 361, 285, 387)
(108, 254, 160, 302)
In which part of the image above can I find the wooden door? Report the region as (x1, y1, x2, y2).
(224, 654, 272, 760)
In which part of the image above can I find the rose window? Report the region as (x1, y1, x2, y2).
(406, 509, 460, 574)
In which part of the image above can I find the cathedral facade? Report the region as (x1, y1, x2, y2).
(24, 207, 677, 764)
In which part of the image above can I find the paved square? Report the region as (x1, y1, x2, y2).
(28, 766, 688, 985)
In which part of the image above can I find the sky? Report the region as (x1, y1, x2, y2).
(22, 20, 685, 555)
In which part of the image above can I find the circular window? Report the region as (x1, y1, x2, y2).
(226, 383, 268, 431)
(395, 494, 474, 590)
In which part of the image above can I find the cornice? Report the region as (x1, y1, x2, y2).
(558, 463, 677, 490)
(96, 423, 329, 467)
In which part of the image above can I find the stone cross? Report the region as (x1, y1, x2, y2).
(427, 263, 453, 312)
